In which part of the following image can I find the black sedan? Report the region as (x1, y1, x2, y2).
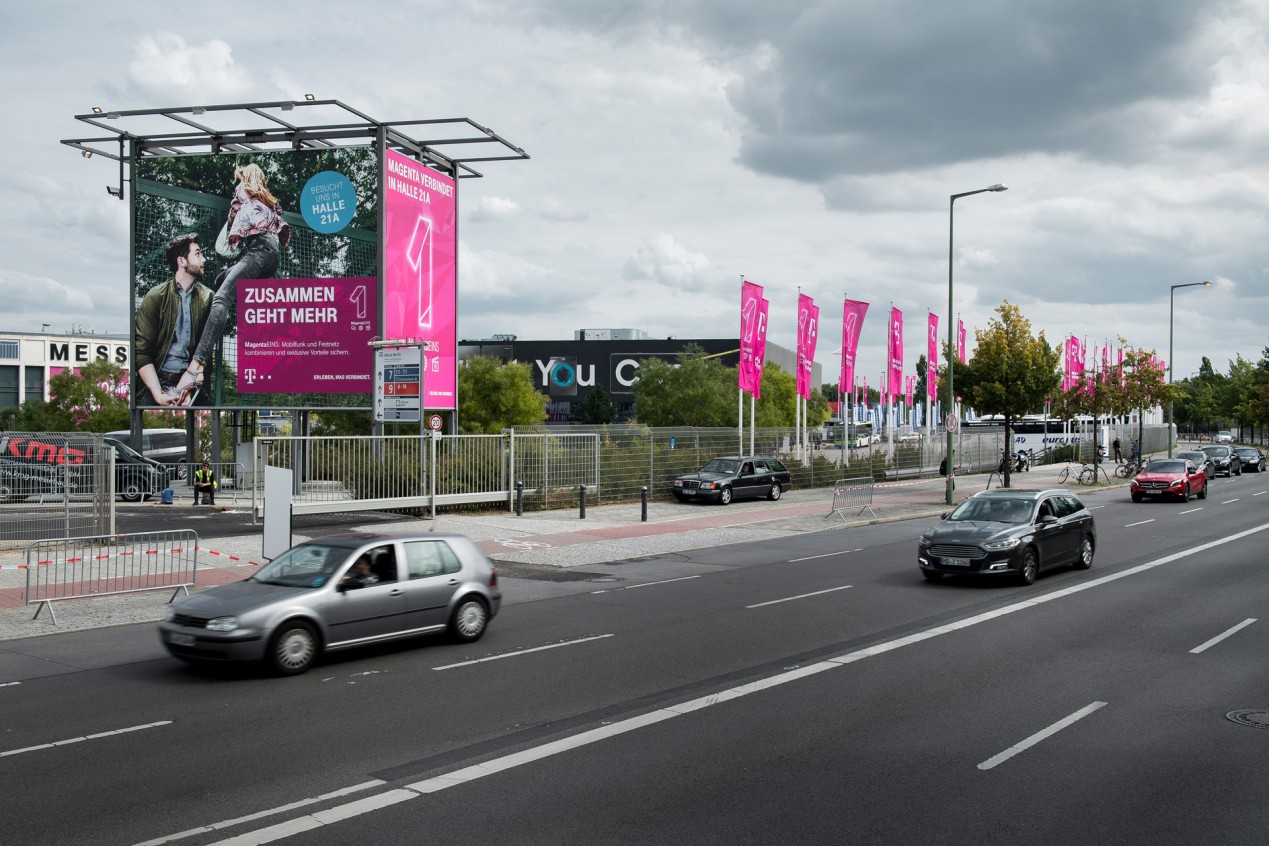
(671, 456, 792, 505)
(1233, 446, 1265, 472)
(1200, 445, 1242, 477)
(1175, 449, 1216, 480)
(917, 489, 1096, 585)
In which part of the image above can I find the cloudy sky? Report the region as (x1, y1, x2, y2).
(3, 0, 1267, 387)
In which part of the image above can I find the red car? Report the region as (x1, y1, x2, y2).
(1130, 458, 1207, 503)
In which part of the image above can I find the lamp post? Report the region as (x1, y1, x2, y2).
(945, 184, 1008, 505)
(1167, 280, 1213, 457)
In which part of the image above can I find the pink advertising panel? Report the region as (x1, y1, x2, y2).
(237, 277, 377, 393)
(383, 149, 458, 410)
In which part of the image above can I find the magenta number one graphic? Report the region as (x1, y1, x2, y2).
(408, 215, 433, 329)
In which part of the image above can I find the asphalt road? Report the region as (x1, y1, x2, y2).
(1, 477, 1266, 845)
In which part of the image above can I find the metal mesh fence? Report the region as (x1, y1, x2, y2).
(0, 432, 114, 550)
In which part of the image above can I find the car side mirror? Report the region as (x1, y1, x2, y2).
(940, 511, 950, 520)
(336, 580, 361, 592)
(1037, 514, 1058, 525)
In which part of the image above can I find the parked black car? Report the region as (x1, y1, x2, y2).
(1175, 449, 1216, 480)
(1200, 445, 1242, 477)
(917, 489, 1096, 585)
(671, 456, 792, 505)
(1233, 446, 1266, 472)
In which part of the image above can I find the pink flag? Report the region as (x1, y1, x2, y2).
(927, 313, 939, 401)
(796, 293, 817, 399)
(839, 299, 869, 399)
(738, 280, 763, 393)
(1102, 345, 1110, 383)
(752, 297, 769, 399)
(905, 375, 914, 407)
(887, 307, 903, 400)
(957, 319, 967, 364)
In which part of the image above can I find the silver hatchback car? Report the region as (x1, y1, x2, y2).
(158, 532, 501, 675)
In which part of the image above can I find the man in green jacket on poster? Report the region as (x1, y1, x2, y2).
(134, 233, 213, 407)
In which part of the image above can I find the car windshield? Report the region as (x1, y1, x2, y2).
(1234, 448, 1256, 456)
(251, 543, 355, 588)
(948, 497, 1032, 525)
(104, 438, 145, 461)
(1148, 460, 1185, 473)
(700, 459, 740, 474)
(1200, 446, 1228, 456)
(1176, 452, 1204, 462)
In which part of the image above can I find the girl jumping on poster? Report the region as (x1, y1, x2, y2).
(174, 163, 290, 400)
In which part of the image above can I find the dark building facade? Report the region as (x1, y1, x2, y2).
(458, 336, 815, 422)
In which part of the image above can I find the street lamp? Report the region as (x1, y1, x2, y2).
(945, 184, 1008, 505)
(1167, 280, 1213, 457)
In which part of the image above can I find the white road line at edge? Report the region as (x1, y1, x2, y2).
(747, 585, 853, 609)
(977, 702, 1108, 770)
(591, 575, 700, 594)
(789, 550, 853, 562)
(2, 721, 170, 758)
(1190, 618, 1257, 654)
(200, 520, 1269, 846)
(432, 635, 614, 670)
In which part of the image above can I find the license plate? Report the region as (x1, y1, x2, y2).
(168, 632, 196, 646)
(1143, 490, 1160, 496)
(941, 557, 970, 567)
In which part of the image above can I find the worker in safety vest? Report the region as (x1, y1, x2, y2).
(193, 462, 217, 506)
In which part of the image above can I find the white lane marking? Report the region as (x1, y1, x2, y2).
(1221, 499, 1239, 504)
(1087, 505, 1106, 510)
(591, 575, 699, 594)
(202, 520, 1269, 846)
(1125, 519, 1155, 527)
(132, 781, 386, 846)
(1178, 508, 1203, 515)
(746, 585, 853, 609)
(1254, 491, 1266, 497)
(2, 721, 170, 759)
(0, 681, 20, 688)
(789, 550, 852, 562)
(432, 635, 614, 670)
(1190, 618, 1257, 654)
(977, 702, 1108, 771)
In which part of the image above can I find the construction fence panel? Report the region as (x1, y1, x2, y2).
(25, 529, 198, 624)
(510, 431, 600, 509)
(0, 431, 115, 550)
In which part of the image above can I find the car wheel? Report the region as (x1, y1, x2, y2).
(718, 486, 733, 505)
(1197, 483, 1207, 500)
(449, 596, 489, 643)
(767, 483, 782, 501)
(1018, 548, 1039, 585)
(1072, 535, 1094, 570)
(120, 476, 144, 503)
(922, 570, 943, 582)
(1180, 485, 1189, 503)
(268, 621, 319, 676)
(1131, 492, 1142, 503)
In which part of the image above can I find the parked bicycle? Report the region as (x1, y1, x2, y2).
(1114, 456, 1148, 478)
(1058, 461, 1110, 486)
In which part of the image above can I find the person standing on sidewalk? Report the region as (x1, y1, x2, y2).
(193, 462, 217, 506)
(1113, 436, 1123, 462)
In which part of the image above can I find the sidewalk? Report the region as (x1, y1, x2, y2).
(0, 462, 1124, 641)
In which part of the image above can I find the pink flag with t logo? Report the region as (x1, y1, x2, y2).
(887, 307, 903, 400)
(738, 280, 763, 393)
(840, 299, 869, 398)
(796, 293, 818, 399)
(927, 313, 939, 401)
(752, 296, 769, 399)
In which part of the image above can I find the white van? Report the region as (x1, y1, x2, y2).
(104, 428, 190, 479)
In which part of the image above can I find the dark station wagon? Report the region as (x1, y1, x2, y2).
(671, 456, 792, 505)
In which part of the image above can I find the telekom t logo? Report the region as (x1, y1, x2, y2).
(243, 369, 258, 385)
(408, 215, 434, 329)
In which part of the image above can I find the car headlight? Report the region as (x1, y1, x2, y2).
(673, 480, 683, 487)
(706, 482, 718, 490)
(206, 616, 239, 632)
(983, 537, 1022, 551)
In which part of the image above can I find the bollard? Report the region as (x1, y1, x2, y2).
(579, 484, 586, 519)
(515, 481, 524, 517)
(641, 486, 648, 522)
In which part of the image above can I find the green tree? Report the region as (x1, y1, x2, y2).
(632, 345, 736, 426)
(753, 363, 797, 428)
(1118, 347, 1181, 448)
(1, 360, 132, 432)
(456, 356, 548, 434)
(956, 302, 1061, 486)
(572, 384, 616, 424)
